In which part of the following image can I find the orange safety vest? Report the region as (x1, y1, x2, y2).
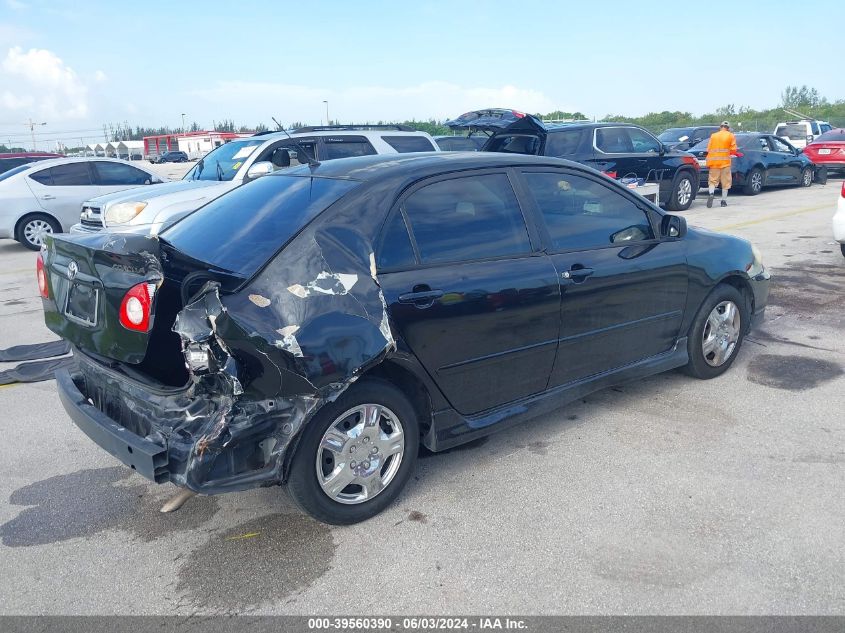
(706, 129, 738, 168)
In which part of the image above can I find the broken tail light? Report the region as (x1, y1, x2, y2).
(36, 253, 49, 299)
(119, 282, 156, 331)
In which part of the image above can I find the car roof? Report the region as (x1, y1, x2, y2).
(13, 156, 152, 170)
(276, 151, 589, 183)
(544, 121, 649, 132)
(248, 129, 433, 143)
(0, 152, 62, 159)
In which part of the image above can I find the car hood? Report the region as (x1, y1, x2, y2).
(84, 179, 228, 207)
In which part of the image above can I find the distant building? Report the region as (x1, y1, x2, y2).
(143, 131, 252, 160)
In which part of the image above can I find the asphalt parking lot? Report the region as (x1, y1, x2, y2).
(0, 173, 843, 615)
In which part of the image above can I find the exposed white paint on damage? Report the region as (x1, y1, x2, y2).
(248, 294, 271, 308)
(274, 324, 303, 357)
(287, 271, 359, 298)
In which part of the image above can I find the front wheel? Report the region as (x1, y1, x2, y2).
(15, 213, 61, 251)
(683, 284, 748, 379)
(800, 167, 812, 187)
(666, 172, 694, 211)
(287, 379, 419, 524)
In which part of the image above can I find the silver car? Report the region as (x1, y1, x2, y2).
(0, 157, 164, 250)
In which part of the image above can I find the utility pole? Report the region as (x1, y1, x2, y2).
(26, 118, 46, 150)
(323, 100, 330, 126)
(181, 113, 186, 132)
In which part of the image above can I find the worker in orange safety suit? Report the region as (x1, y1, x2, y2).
(706, 121, 740, 208)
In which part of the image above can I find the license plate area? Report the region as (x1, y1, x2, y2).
(65, 282, 100, 327)
(818, 148, 831, 155)
(697, 159, 707, 167)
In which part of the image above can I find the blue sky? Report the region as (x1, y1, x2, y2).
(0, 0, 841, 148)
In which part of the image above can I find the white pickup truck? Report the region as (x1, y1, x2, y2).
(71, 126, 439, 235)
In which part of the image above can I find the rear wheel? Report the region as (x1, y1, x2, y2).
(287, 379, 419, 524)
(15, 213, 61, 251)
(743, 168, 764, 195)
(800, 167, 813, 187)
(667, 172, 695, 211)
(683, 284, 748, 379)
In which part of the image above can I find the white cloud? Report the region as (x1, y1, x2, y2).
(94, 69, 107, 82)
(0, 46, 88, 120)
(190, 80, 558, 124)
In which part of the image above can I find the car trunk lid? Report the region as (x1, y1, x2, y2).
(41, 232, 164, 364)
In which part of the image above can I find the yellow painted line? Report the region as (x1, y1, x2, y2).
(0, 383, 20, 390)
(226, 532, 260, 541)
(714, 203, 831, 231)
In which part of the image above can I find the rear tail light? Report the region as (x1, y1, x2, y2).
(119, 282, 156, 331)
(603, 170, 617, 179)
(841, 181, 845, 198)
(511, 110, 526, 118)
(36, 253, 48, 299)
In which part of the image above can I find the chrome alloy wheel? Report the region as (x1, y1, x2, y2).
(750, 170, 763, 193)
(802, 169, 812, 186)
(23, 218, 54, 247)
(316, 404, 405, 504)
(676, 177, 693, 206)
(702, 300, 741, 367)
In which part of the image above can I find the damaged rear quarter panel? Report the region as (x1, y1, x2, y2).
(169, 183, 402, 490)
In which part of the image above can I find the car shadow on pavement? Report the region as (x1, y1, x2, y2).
(0, 466, 219, 547)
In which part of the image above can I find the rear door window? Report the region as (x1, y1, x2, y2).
(376, 212, 416, 269)
(162, 175, 359, 278)
(381, 136, 436, 153)
(34, 163, 93, 186)
(401, 173, 531, 264)
(775, 124, 807, 141)
(93, 162, 151, 185)
(321, 136, 377, 160)
(595, 128, 634, 153)
(522, 171, 654, 252)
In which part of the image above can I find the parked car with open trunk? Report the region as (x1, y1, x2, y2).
(40, 153, 769, 524)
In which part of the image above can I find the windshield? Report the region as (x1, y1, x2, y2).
(775, 124, 807, 141)
(162, 174, 360, 278)
(658, 128, 694, 142)
(184, 139, 263, 182)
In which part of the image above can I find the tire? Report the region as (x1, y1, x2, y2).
(840, 243, 845, 258)
(800, 167, 813, 187)
(286, 378, 419, 524)
(683, 284, 748, 379)
(743, 167, 764, 195)
(15, 213, 61, 251)
(666, 171, 695, 211)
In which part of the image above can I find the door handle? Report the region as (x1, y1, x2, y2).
(561, 267, 595, 284)
(398, 289, 444, 308)
(41, 195, 56, 200)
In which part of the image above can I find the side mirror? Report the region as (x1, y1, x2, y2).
(246, 161, 274, 179)
(661, 214, 687, 239)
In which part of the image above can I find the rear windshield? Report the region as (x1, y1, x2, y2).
(775, 124, 808, 140)
(162, 175, 359, 277)
(814, 129, 845, 142)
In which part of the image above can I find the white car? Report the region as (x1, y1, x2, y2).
(0, 157, 165, 250)
(72, 126, 440, 235)
(773, 120, 832, 149)
(833, 180, 845, 258)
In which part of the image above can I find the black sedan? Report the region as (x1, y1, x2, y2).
(39, 153, 769, 524)
(690, 133, 817, 195)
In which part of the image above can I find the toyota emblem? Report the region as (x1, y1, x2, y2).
(67, 260, 78, 280)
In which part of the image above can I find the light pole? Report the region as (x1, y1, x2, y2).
(323, 100, 329, 126)
(27, 118, 46, 150)
(181, 113, 187, 132)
